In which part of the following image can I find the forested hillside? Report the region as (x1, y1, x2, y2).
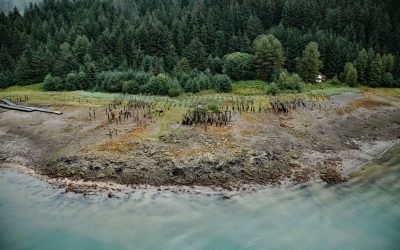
(1, 0, 399, 94)
(0, 0, 42, 13)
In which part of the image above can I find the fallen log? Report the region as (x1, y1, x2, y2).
(0, 103, 33, 112)
(1, 99, 63, 115)
(1, 99, 18, 106)
(25, 106, 63, 115)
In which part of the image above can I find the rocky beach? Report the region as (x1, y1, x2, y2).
(1, 91, 399, 194)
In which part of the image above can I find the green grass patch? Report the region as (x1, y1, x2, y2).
(304, 81, 349, 90)
(0, 83, 44, 93)
(232, 80, 268, 95)
(305, 87, 361, 96)
(303, 82, 361, 96)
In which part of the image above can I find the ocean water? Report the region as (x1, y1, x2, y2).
(0, 145, 399, 250)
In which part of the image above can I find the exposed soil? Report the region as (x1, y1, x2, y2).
(0, 92, 399, 192)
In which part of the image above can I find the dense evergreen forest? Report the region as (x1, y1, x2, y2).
(0, 0, 42, 13)
(1, 0, 399, 95)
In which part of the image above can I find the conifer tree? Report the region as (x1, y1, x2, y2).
(382, 53, 395, 73)
(73, 35, 90, 65)
(174, 58, 191, 73)
(344, 62, 358, 87)
(296, 42, 322, 83)
(254, 34, 285, 81)
(369, 54, 384, 86)
(246, 15, 264, 41)
(185, 37, 207, 71)
(355, 49, 368, 84)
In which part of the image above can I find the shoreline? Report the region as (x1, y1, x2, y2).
(340, 140, 400, 177)
(0, 162, 274, 197)
(1, 92, 399, 193)
(1, 140, 398, 197)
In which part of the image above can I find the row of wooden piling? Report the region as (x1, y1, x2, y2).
(182, 108, 232, 129)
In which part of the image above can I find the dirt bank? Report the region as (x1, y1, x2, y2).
(0, 92, 399, 191)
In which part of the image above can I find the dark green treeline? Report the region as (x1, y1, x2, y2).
(1, 0, 399, 94)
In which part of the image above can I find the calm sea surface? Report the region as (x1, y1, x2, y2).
(1, 145, 399, 250)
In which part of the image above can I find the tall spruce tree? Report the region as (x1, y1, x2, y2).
(382, 53, 395, 73)
(344, 62, 358, 87)
(355, 49, 368, 84)
(254, 34, 285, 81)
(369, 53, 384, 86)
(296, 42, 322, 83)
(185, 37, 208, 71)
(246, 15, 264, 41)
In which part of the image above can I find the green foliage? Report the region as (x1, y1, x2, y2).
(14, 45, 50, 84)
(296, 42, 322, 83)
(266, 83, 280, 95)
(136, 13, 171, 57)
(194, 72, 212, 90)
(0, 46, 15, 72)
(246, 15, 264, 41)
(73, 35, 90, 64)
(174, 58, 191, 73)
(307, 87, 361, 96)
(382, 54, 395, 73)
(54, 42, 78, 77)
(185, 37, 207, 71)
(132, 71, 153, 86)
(64, 72, 79, 91)
(232, 80, 267, 95)
(355, 49, 368, 84)
(184, 78, 201, 93)
(355, 49, 397, 87)
(282, 0, 319, 30)
(369, 53, 384, 86)
(168, 87, 184, 97)
(43, 74, 63, 91)
(254, 34, 285, 81)
(223, 52, 255, 81)
(325, 76, 343, 86)
(206, 104, 220, 112)
(1, 0, 399, 92)
(142, 74, 172, 95)
(207, 56, 223, 74)
(343, 63, 358, 87)
(141, 56, 164, 74)
(212, 74, 232, 93)
(0, 71, 14, 88)
(382, 72, 395, 87)
(96, 71, 126, 92)
(277, 72, 304, 92)
(122, 80, 140, 94)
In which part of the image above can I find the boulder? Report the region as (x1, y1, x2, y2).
(115, 165, 124, 174)
(172, 168, 185, 176)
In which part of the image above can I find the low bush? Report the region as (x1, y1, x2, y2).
(212, 74, 232, 93)
(43, 74, 63, 91)
(277, 72, 304, 92)
(266, 83, 280, 95)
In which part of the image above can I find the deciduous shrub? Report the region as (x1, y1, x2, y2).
(266, 83, 280, 95)
(212, 74, 232, 93)
(277, 72, 303, 92)
(43, 74, 63, 91)
(122, 80, 140, 94)
(223, 52, 255, 81)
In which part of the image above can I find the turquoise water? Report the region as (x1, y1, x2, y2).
(1, 146, 399, 250)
